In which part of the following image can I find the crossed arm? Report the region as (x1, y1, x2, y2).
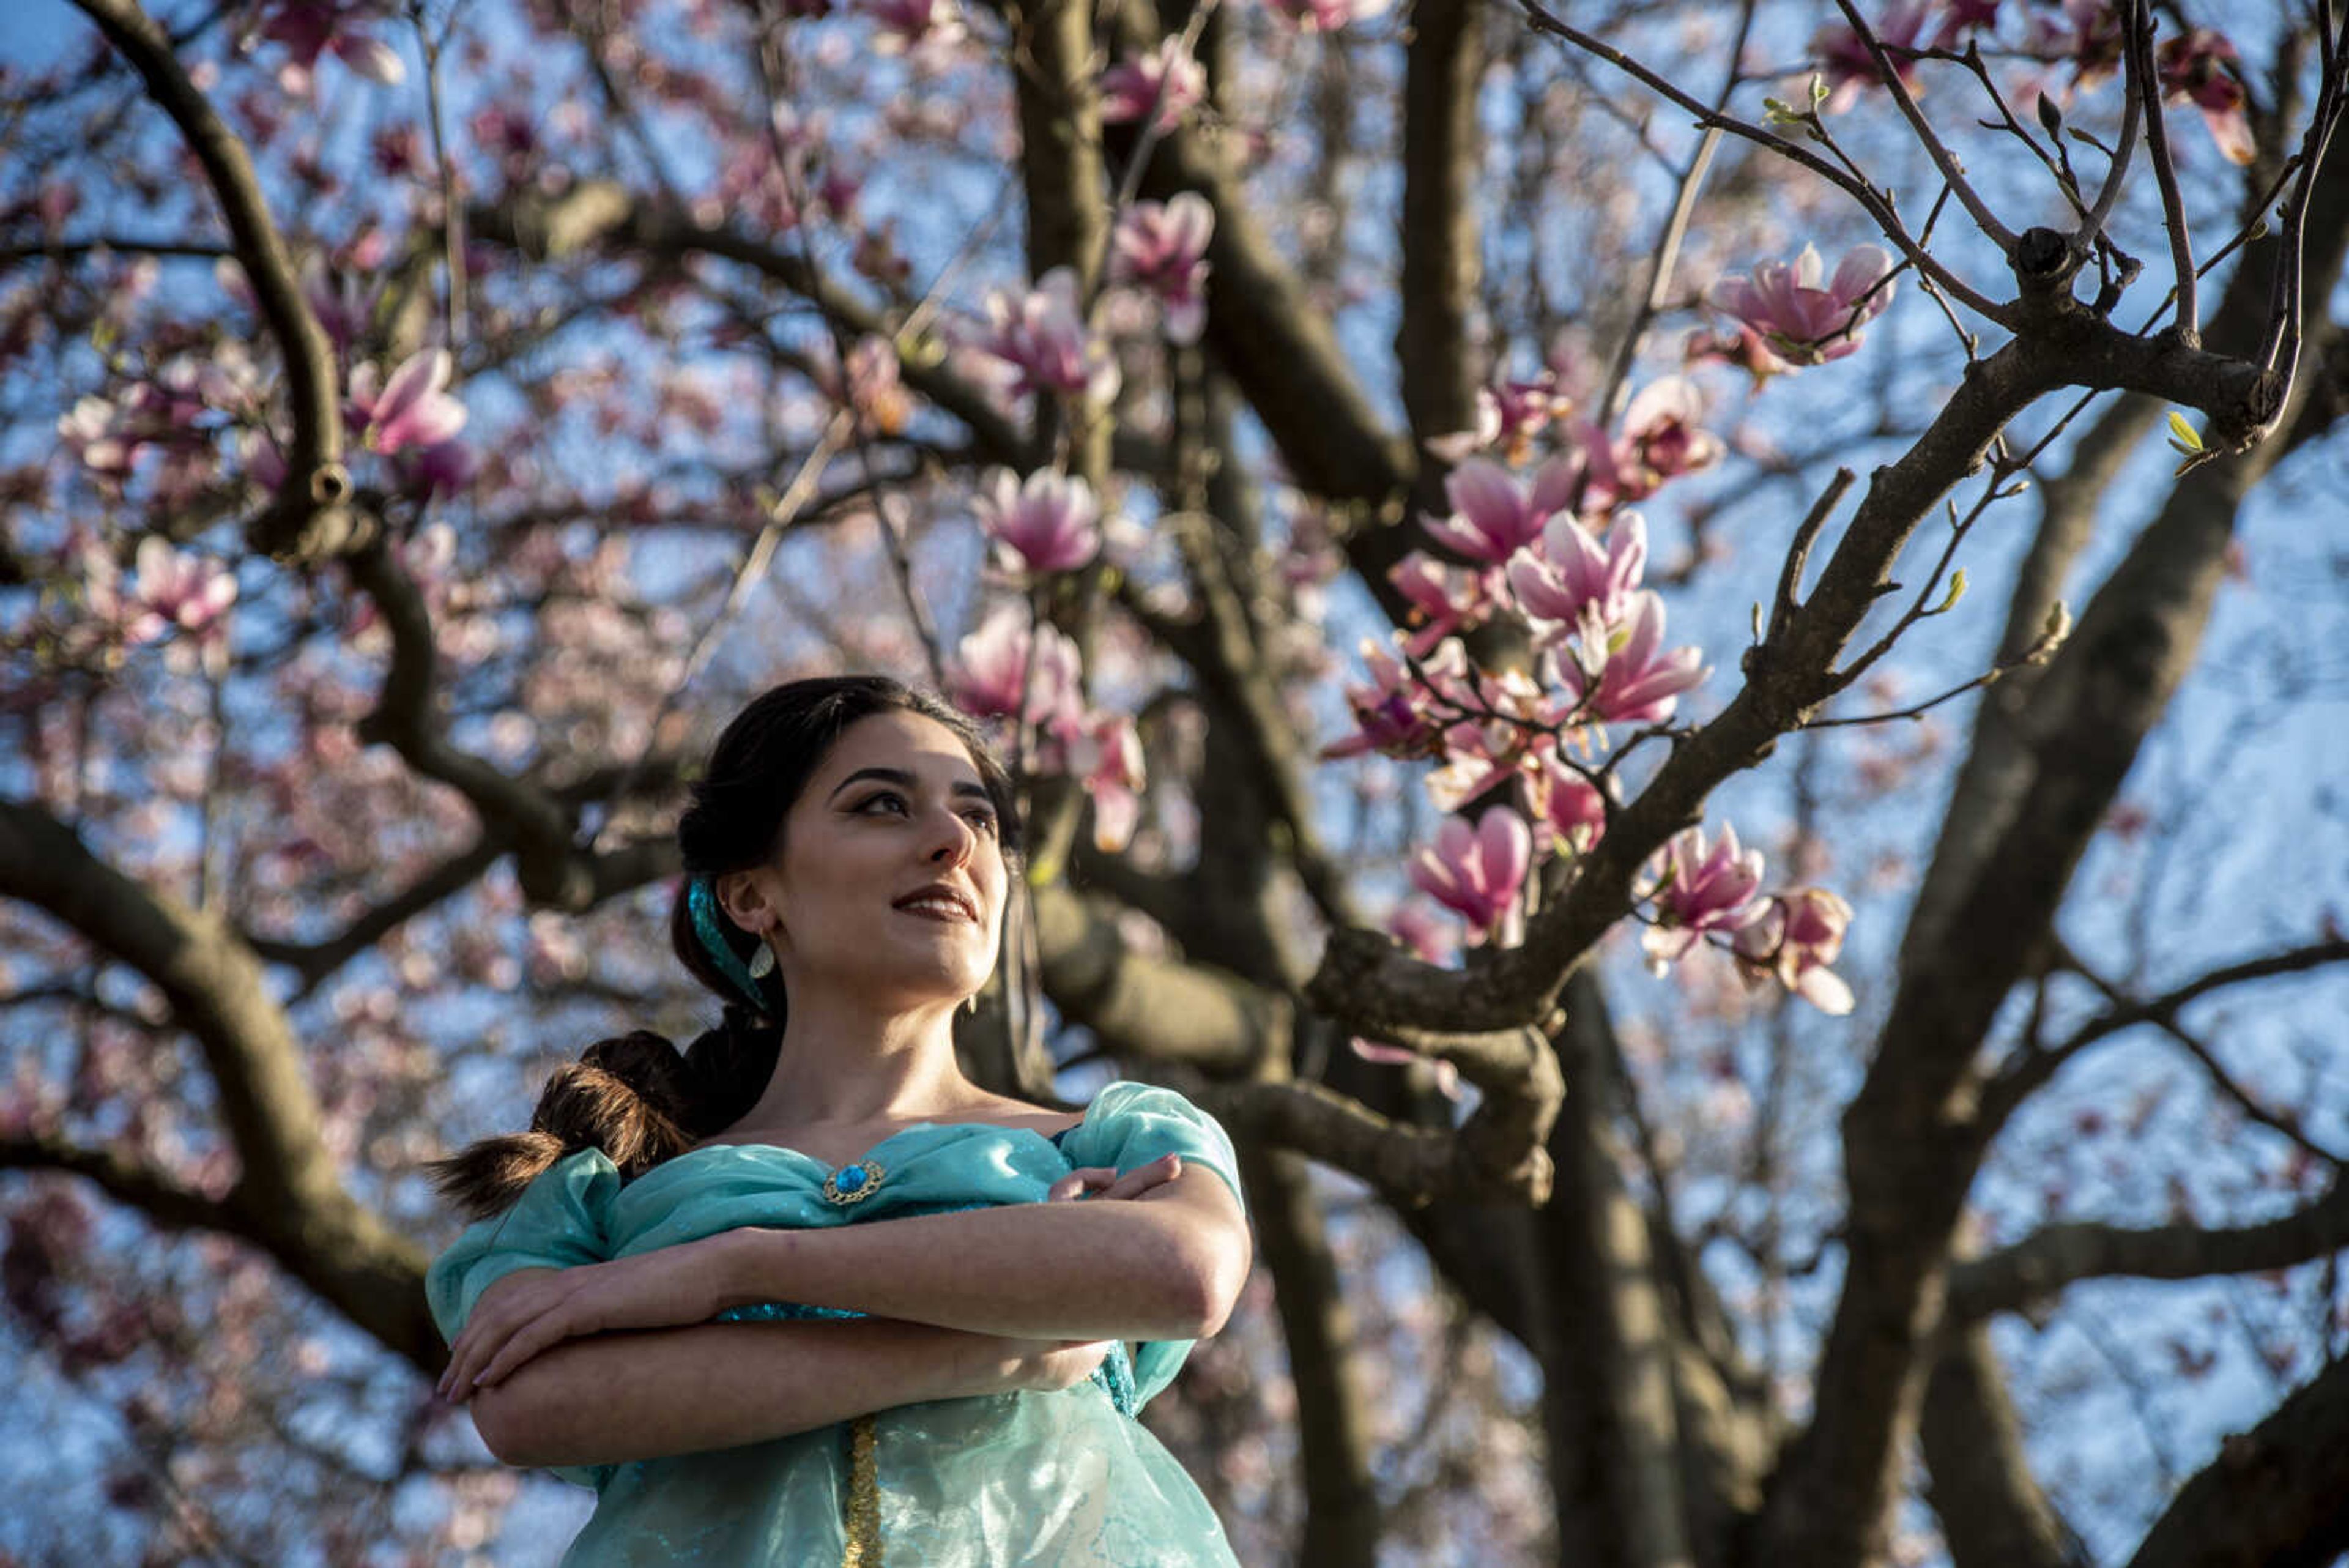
(448, 1158, 1252, 1468)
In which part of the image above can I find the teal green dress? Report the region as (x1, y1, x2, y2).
(426, 1080, 1248, 1566)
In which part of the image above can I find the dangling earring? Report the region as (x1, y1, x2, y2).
(749, 939, 776, 979)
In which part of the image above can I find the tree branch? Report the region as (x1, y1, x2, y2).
(1236, 1140, 1380, 1566)
(1754, 147, 2349, 1568)
(1396, 0, 1486, 450)
(0, 797, 439, 1370)
(67, 0, 351, 559)
(465, 182, 1034, 468)
(241, 837, 505, 996)
(1948, 1180, 2349, 1325)
(1920, 1324, 2085, 1568)
(2122, 1352, 2349, 1568)
(0, 1132, 240, 1235)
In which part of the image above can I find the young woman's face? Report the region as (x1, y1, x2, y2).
(754, 708, 1009, 1011)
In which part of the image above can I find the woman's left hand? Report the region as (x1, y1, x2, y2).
(438, 1238, 733, 1402)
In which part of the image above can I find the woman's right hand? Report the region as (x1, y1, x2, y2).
(1044, 1152, 1181, 1204)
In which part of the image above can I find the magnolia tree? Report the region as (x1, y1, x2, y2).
(3, 0, 2347, 1561)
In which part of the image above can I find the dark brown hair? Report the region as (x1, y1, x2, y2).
(427, 676, 1023, 1221)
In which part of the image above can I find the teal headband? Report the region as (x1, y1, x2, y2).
(687, 875, 768, 1009)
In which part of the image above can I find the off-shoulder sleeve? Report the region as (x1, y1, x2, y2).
(1058, 1081, 1250, 1411)
(425, 1148, 619, 1343)
(424, 1150, 622, 1491)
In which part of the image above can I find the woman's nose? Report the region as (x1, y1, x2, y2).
(926, 808, 976, 866)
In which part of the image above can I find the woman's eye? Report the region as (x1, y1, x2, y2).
(965, 809, 1000, 834)
(858, 793, 910, 815)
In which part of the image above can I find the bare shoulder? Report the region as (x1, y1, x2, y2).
(973, 1098, 1085, 1137)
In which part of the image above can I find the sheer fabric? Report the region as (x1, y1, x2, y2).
(426, 1081, 1247, 1566)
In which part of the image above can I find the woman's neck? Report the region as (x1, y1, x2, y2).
(737, 990, 985, 1129)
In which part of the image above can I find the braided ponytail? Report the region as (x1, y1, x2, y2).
(425, 1031, 700, 1221)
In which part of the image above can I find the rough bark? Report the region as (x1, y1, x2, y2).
(2122, 1354, 2349, 1568)
(1238, 1141, 1382, 1568)
(1920, 1325, 2084, 1568)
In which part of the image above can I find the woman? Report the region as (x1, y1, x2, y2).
(424, 676, 1254, 1566)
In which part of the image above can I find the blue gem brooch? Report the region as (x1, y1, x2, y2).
(823, 1160, 885, 1205)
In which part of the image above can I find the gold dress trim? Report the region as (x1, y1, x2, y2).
(839, 1410, 882, 1567)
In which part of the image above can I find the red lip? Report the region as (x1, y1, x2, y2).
(892, 882, 979, 921)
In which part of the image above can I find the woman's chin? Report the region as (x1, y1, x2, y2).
(833, 943, 993, 1009)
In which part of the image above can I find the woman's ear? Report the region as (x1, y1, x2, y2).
(716, 867, 779, 936)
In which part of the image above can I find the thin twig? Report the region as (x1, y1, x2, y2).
(2076, 34, 2143, 254)
(410, 2, 467, 349)
(1765, 466, 1854, 646)
(2126, 0, 2199, 344)
(1595, 0, 1754, 423)
(1509, 0, 2017, 327)
(755, 25, 946, 686)
(2255, 10, 2349, 373)
(1833, 0, 2018, 251)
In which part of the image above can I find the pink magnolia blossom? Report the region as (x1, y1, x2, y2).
(1639, 822, 1767, 972)
(863, 0, 965, 54)
(1349, 1036, 1464, 1099)
(1557, 590, 1709, 729)
(1524, 751, 1606, 857)
(122, 536, 238, 647)
(56, 359, 223, 480)
(2026, 0, 2125, 91)
(349, 347, 467, 455)
(1810, 2, 1929, 114)
(1424, 456, 1576, 564)
(1732, 888, 1856, 1014)
(1683, 319, 1793, 389)
(1321, 637, 1463, 761)
(402, 435, 476, 500)
(1423, 666, 1560, 812)
(1424, 371, 1576, 464)
(301, 253, 373, 349)
(1384, 899, 1457, 965)
(1929, 0, 2000, 50)
(1610, 377, 1724, 502)
(1507, 508, 1647, 633)
(1099, 40, 1206, 133)
(1409, 806, 1532, 945)
(1111, 195, 1214, 344)
(1263, 0, 1390, 32)
(1067, 713, 1146, 851)
(1482, 373, 1575, 461)
(948, 603, 1085, 730)
(79, 537, 237, 669)
(237, 429, 288, 492)
(2158, 29, 2256, 166)
(976, 467, 1101, 574)
(1709, 244, 1896, 370)
(58, 396, 138, 477)
(1389, 551, 1504, 658)
(1425, 723, 1519, 814)
(257, 0, 406, 92)
(975, 267, 1119, 404)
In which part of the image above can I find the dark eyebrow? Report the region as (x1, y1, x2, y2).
(828, 767, 994, 803)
